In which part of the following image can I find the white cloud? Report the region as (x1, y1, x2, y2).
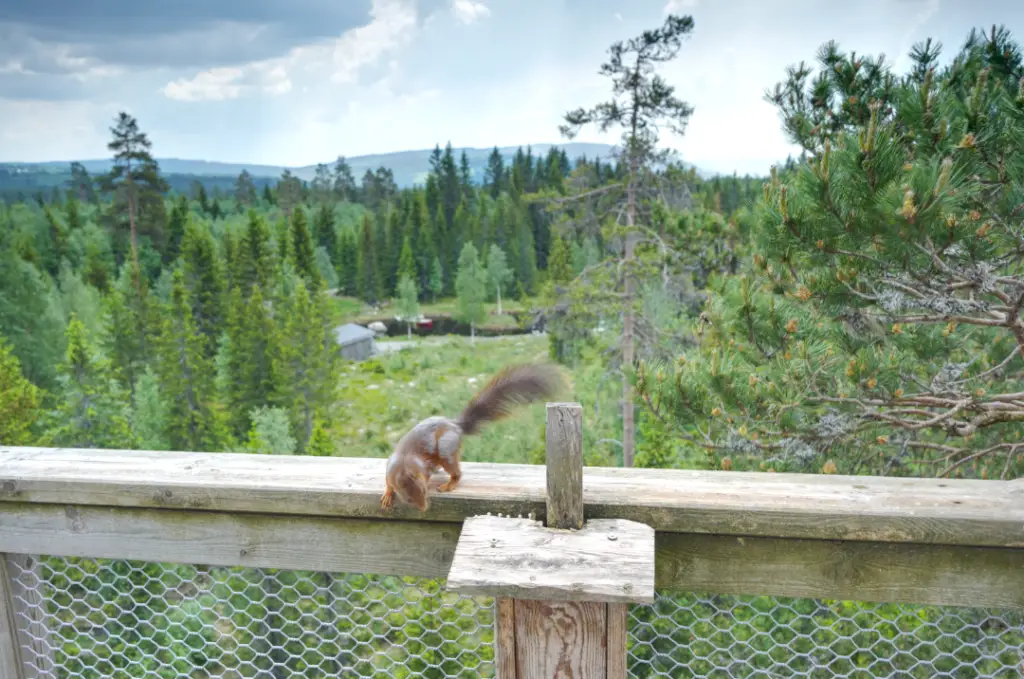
(162, 0, 416, 101)
(451, 0, 491, 25)
(664, 0, 698, 13)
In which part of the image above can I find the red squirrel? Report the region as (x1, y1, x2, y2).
(380, 362, 566, 512)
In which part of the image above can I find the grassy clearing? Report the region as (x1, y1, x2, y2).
(326, 334, 624, 465)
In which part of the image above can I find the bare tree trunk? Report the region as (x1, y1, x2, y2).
(497, 285, 503, 316)
(623, 162, 636, 468)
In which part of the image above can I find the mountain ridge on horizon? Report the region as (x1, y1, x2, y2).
(1, 142, 716, 191)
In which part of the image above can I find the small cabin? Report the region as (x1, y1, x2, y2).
(333, 322, 376, 361)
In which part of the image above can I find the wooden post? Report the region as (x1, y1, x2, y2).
(1, 553, 54, 679)
(447, 403, 655, 679)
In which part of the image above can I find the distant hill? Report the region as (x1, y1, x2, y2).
(0, 143, 627, 194)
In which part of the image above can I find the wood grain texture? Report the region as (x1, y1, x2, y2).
(1, 446, 1020, 547)
(546, 403, 583, 530)
(3, 555, 52, 679)
(655, 532, 1024, 610)
(605, 603, 627, 679)
(447, 515, 655, 603)
(0, 503, 460, 578)
(0, 556, 23, 679)
(494, 598, 516, 679)
(514, 599, 607, 679)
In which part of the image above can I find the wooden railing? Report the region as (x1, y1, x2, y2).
(1, 405, 1022, 677)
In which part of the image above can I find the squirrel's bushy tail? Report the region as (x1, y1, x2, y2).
(456, 363, 566, 435)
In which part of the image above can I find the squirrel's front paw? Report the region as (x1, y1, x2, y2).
(380, 488, 394, 510)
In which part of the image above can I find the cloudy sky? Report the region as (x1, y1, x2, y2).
(1, 0, 1022, 175)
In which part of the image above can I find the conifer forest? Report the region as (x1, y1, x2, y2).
(1, 10, 1023, 678)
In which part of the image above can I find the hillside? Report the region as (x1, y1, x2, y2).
(0, 142, 625, 195)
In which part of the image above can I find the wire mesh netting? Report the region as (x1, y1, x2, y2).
(630, 592, 1024, 678)
(5, 555, 1023, 678)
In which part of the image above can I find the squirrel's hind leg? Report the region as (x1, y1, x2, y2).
(437, 448, 462, 493)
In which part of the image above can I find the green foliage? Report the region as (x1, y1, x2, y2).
(356, 213, 383, 304)
(154, 269, 227, 451)
(638, 26, 1024, 479)
(306, 419, 334, 456)
(455, 242, 487, 336)
(131, 367, 170, 450)
(246, 406, 296, 455)
(428, 255, 444, 302)
(279, 280, 338, 451)
(395, 274, 421, 339)
(225, 284, 284, 435)
(485, 245, 513, 306)
(180, 217, 226, 356)
(0, 333, 41, 444)
(547, 236, 573, 284)
(41, 315, 136, 448)
(288, 206, 321, 287)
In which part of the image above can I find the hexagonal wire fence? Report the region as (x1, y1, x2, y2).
(5, 555, 1023, 678)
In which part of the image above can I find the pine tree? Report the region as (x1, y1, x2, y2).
(289, 206, 321, 287)
(395, 274, 420, 339)
(0, 333, 41, 445)
(409, 190, 436, 292)
(103, 261, 154, 395)
(638, 26, 1024, 480)
(559, 13, 696, 467)
(280, 280, 336, 451)
(41, 315, 136, 449)
(455, 242, 487, 342)
(98, 112, 168, 274)
(356, 213, 382, 304)
(154, 269, 226, 451)
(276, 170, 303, 220)
(246, 406, 296, 455)
(180, 218, 226, 356)
(333, 157, 357, 201)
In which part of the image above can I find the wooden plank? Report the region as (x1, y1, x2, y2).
(0, 502, 1019, 610)
(0, 503, 460, 578)
(1, 446, 1021, 547)
(447, 515, 655, 603)
(606, 603, 628, 679)
(514, 600, 607, 679)
(0, 556, 23, 679)
(494, 598, 516, 679)
(2, 555, 52, 679)
(545, 403, 583, 530)
(655, 532, 1024, 610)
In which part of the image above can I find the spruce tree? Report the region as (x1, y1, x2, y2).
(234, 170, 258, 208)
(289, 206, 320, 287)
(240, 209, 276, 295)
(485, 147, 505, 198)
(180, 218, 226, 357)
(428, 256, 444, 303)
(166, 194, 189, 263)
(280, 280, 336, 451)
(336, 227, 359, 296)
(548, 236, 573, 284)
(397, 236, 417, 288)
(41, 315, 136, 449)
(313, 203, 338, 263)
(225, 284, 284, 435)
(306, 419, 334, 456)
(0, 333, 41, 445)
(154, 269, 226, 451)
(356, 213, 382, 304)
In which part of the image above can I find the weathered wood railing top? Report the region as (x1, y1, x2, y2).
(1, 446, 1021, 548)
